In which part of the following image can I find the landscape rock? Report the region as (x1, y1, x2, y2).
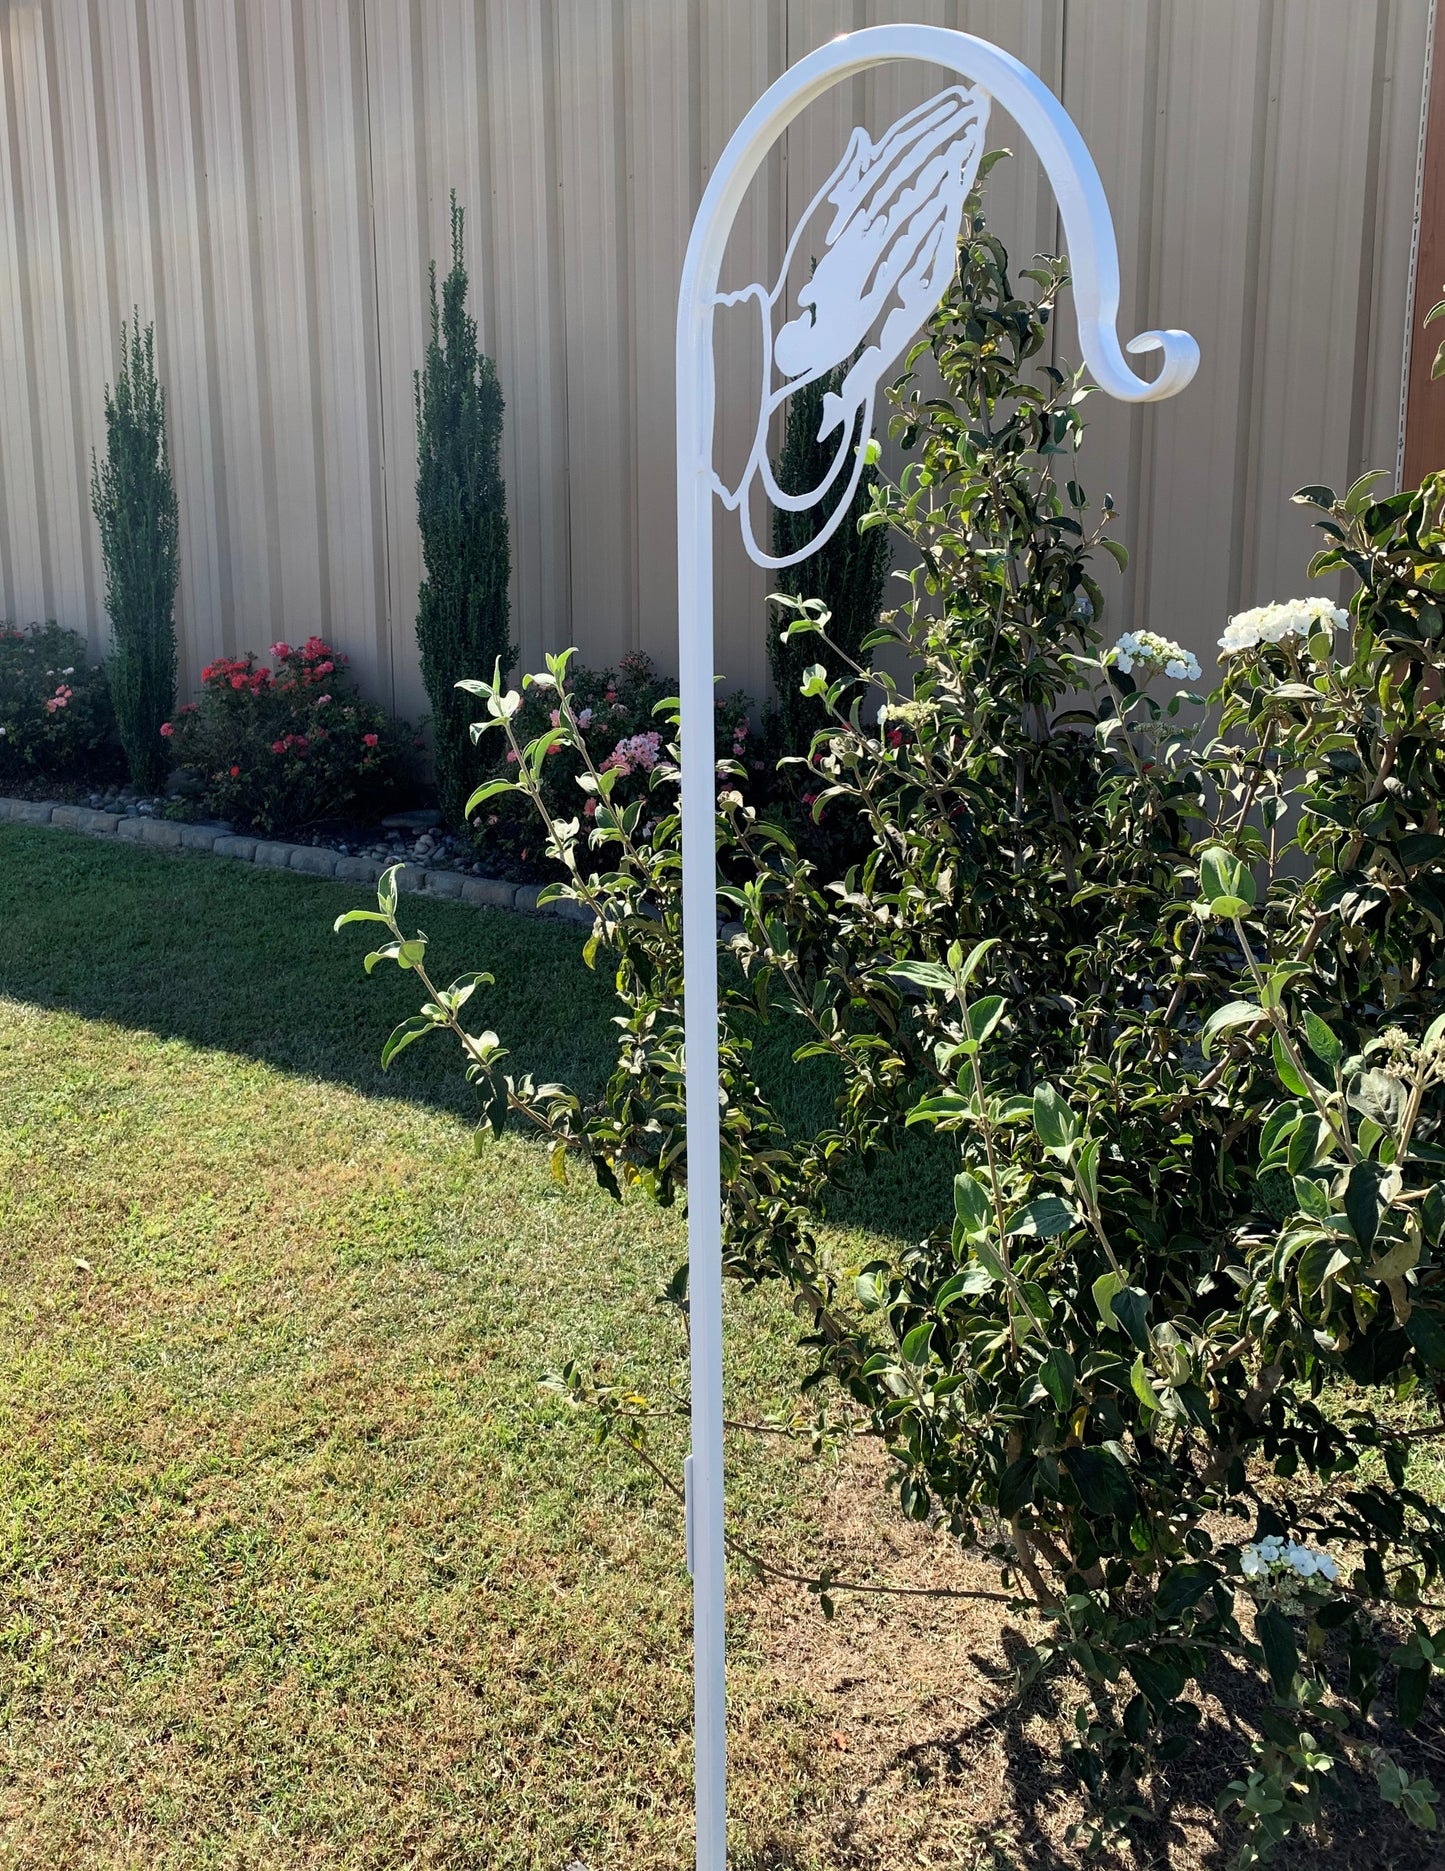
(290, 846, 339, 877)
(459, 876, 516, 910)
(138, 819, 182, 849)
(334, 855, 382, 884)
(8, 800, 55, 826)
(253, 841, 296, 868)
(213, 836, 258, 862)
(422, 868, 463, 898)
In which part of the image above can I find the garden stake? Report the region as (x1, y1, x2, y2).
(673, 25, 1199, 1870)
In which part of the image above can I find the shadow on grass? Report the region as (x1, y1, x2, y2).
(0, 824, 954, 1239)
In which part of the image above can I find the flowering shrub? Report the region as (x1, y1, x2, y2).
(162, 636, 404, 834)
(0, 622, 117, 787)
(471, 649, 750, 875)
(344, 191, 1445, 1864)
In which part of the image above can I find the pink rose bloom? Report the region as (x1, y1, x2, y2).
(316, 693, 331, 706)
(362, 731, 378, 748)
(270, 642, 290, 659)
(159, 721, 174, 737)
(271, 738, 287, 754)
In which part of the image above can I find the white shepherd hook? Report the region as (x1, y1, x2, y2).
(674, 26, 1198, 1870)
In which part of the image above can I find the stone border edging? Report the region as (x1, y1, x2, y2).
(0, 795, 596, 927)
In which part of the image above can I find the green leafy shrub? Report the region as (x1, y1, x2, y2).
(91, 316, 179, 792)
(768, 363, 890, 754)
(471, 649, 751, 878)
(162, 635, 406, 835)
(415, 195, 511, 830)
(342, 188, 1445, 1864)
(0, 622, 117, 788)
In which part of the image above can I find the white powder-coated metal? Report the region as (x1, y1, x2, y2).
(675, 26, 1198, 1870)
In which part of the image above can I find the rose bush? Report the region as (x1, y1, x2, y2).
(0, 621, 117, 788)
(340, 184, 1445, 1864)
(162, 635, 407, 834)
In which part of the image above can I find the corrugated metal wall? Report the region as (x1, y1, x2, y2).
(0, 0, 1431, 718)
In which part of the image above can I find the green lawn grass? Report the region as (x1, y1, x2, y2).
(0, 827, 869, 1871)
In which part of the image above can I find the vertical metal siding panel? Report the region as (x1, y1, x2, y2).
(4, 7, 75, 632)
(624, 0, 691, 674)
(363, 0, 426, 718)
(146, 0, 222, 690)
(299, 1, 385, 701)
(1060, 1, 1155, 639)
(7, 10, 88, 636)
(244, 2, 325, 648)
(193, 2, 271, 653)
(482, 0, 569, 674)
(702, 1, 784, 698)
(1247, 0, 1383, 605)
(419, 4, 488, 341)
(0, 21, 45, 625)
(93, 2, 155, 331)
(46, 0, 112, 653)
(1139, 2, 1268, 661)
(555, 2, 632, 669)
(1360, 0, 1431, 482)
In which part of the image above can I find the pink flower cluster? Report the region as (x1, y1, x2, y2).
(601, 729, 662, 778)
(44, 683, 73, 715)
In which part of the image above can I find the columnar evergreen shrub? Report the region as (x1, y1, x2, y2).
(345, 183, 1445, 1862)
(415, 195, 511, 830)
(90, 317, 179, 792)
(768, 364, 889, 754)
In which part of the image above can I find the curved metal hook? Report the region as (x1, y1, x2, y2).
(678, 27, 1201, 568)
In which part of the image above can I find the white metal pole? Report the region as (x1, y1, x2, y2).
(675, 27, 1198, 1871)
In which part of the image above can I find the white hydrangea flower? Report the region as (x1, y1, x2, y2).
(1239, 1535, 1339, 1587)
(1220, 596, 1348, 656)
(1107, 629, 1202, 684)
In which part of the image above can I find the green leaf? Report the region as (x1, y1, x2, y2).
(900, 1322, 934, 1366)
(953, 1171, 991, 1237)
(1154, 1563, 1216, 1622)
(997, 1456, 1036, 1518)
(1062, 1445, 1137, 1518)
(1397, 1662, 1431, 1729)
(1349, 1069, 1408, 1134)
(1201, 1000, 1262, 1059)
(888, 959, 955, 996)
(333, 908, 392, 932)
(1345, 1161, 1389, 1252)
(960, 994, 1006, 1050)
(1111, 1286, 1151, 1352)
(1303, 1011, 1343, 1067)
(463, 777, 517, 815)
(1032, 1083, 1079, 1157)
(1405, 1307, 1445, 1372)
(378, 864, 400, 917)
(1038, 1347, 1075, 1411)
(1098, 536, 1129, 571)
(1257, 1604, 1299, 1697)
(1198, 845, 1256, 912)
(380, 1015, 433, 1071)
(1272, 1032, 1314, 1098)
(1131, 1354, 1164, 1412)
(1006, 1195, 1075, 1239)
(1126, 1648, 1188, 1710)
(1092, 1270, 1124, 1329)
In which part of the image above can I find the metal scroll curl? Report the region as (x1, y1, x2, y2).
(713, 85, 989, 571)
